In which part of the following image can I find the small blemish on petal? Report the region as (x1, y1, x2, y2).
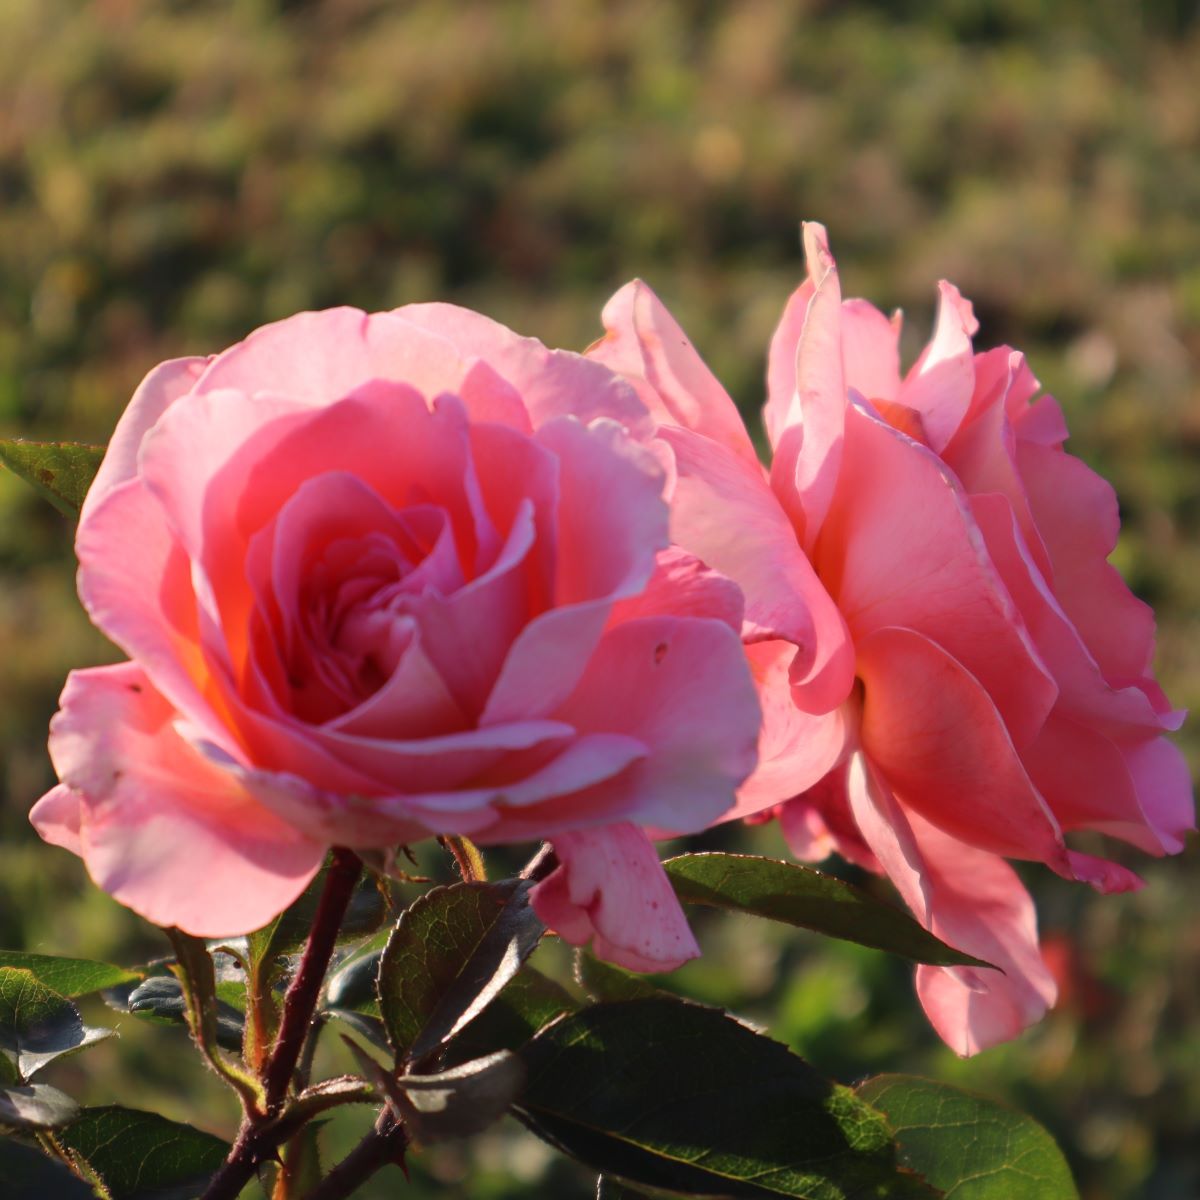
(653, 642, 668, 664)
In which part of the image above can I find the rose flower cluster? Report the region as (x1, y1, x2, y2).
(34, 226, 1191, 1054)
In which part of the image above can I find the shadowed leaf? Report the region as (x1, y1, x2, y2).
(59, 1106, 230, 1200)
(0, 968, 114, 1081)
(0, 953, 140, 999)
(378, 879, 545, 1064)
(0, 1136, 96, 1197)
(517, 998, 937, 1198)
(857, 1075, 1077, 1199)
(0, 1083, 80, 1131)
(665, 854, 990, 967)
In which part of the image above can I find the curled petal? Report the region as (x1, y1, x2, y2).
(588, 280, 760, 466)
(845, 755, 1056, 1056)
(531, 823, 699, 973)
(43, 664, 325, 936)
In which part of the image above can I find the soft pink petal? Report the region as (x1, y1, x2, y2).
(768, 223, 847, 552)
(898, 281, 978, 452)
(839, 299, 902, 404)
(822, 403, 1057, 748)
(395, 301, 650, 434)
(81, 357, 208, 522)
(45, 664, 325, 936)
(778, 766, 880, 873)
(968, 493, 1168, 738)
(765, 279, 812, 450)
(608, 546, 744, 632)
(554, 615, 760, 836)
(661, 425, 854, 715)
(856, 625, 1070, 870)
(1017, 441, 1157, 685)
(29, 784, 83, 856)
(845, 756, 1056, 1056)
(194, 306, 468, 407)
(724, 640, 849, 820)
(1121, 736, 1196, 854)
(587, 280, 760, 466)
(531, 823, 699, 973)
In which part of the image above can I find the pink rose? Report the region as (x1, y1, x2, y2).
(588, 225, 1193, 1052)
(31, 305, 760, 972)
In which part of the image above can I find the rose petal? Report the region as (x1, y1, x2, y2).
(898, 281, 978, 452)
(530, 823, 699, 972)
(857, 625, 1070, 870)
(608, 546, 744, 632)
(44, 664, 325, 936)
(823, 403, 1057, 748)
(29, 784, 83, 856)
(845, 755, 1056, 1056)
(587, 279, 760, 466)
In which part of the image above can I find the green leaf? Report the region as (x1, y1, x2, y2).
(378, 879, 544, 1064)
(446, 963, 579, 1064)
(324, 1007, 391, 1053)
(516, 998, 936, 1198)
(857, 1075, 1078, 1199)
(125, 977, 244, 1053)
(0, 968, 114, 1081)
(665, 854, 990, 967)
(575, 952, 670, 1003)
(0, 952, 140, 999)
(596, 1179, 667, 1199)
(0, 1136, 96, 1198)
(58, 1106, 230, 1200)
(324, 929, 391, 1012)
(0, 1083, 80, 1131)
(0, 439, 104, 516)
(397, 1049, 526, 1142)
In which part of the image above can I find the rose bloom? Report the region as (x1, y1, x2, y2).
(588, 224, 1193, 1053)
(31, 306, 761, 972)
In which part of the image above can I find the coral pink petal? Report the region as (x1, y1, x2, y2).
(765, 280, 813, 450)
(1022, 713, 1174, 854)
(857, 625, 1070, 869)
(839, 299, 902, 404)
(968, 493, 1164, 736)
(1122, 736, 1196, 854)
(47, 664, 325, 936)
(194, 307, 468, 407)
(537, 416, 668, 606)
(779, 766, 880, 872)
(661, 425, 850, 703)
(770, 222, 848, 552)
(30, 784, 83, 856)
(825, 403, 1057, 748)
(725, 640, 849, 820)
(899, 281, 978, 452)
(845, 756, 1056, 1055)
(531, 823, 699, 973)
(82, 357, 208, 522)
(396, 301, 650, 434)
(608, 546, 744, 632)
(555, 616, 760, 836)
(587, 280, 760, 466)
(1017, 441, 1157, 685)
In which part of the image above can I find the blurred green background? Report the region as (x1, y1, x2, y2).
(1, 1, 1197, 1197)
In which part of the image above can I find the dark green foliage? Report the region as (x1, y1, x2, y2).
(0, 952, 139, 998)
(57, 1106, 230, 1200)
(665, 854, 988, 967)
(0, 1082, 80, 1131)
(0, 1137, 96, 1198)
(517, 998, 937, 1197)
(858, 1075, 1078, 1199)
(378, 880, 545, 1064)
(0, 968, 113, 1081)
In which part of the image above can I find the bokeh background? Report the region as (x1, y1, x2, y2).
(1, 2, 1198, 1197)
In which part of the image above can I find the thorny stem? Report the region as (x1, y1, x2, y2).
(300, 1112, 409, 1200)
(199, 848, 364, 1200)
(438, 834, 487, 882)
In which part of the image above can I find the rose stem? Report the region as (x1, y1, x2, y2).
(300, 1112, 409, 1200)
(200, 847, 363, 1200)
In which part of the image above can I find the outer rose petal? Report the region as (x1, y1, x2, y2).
(587, 280, 760, 467)
(43, 664, 325, 936)
(82, 356, 208, 522)
(394, 301, 650, 435)
(530, 823, 699, 972)
(724, 639, 848, 821)
(845, 755, 1056, 1056)
(29, 785, 83, 856)
(839, 299, 903, 404)
(768, 222, 847, 552)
